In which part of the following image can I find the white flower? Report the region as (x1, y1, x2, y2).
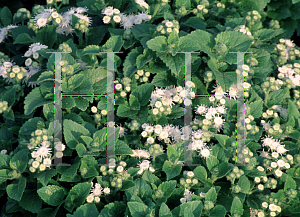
(155, 101, 162, 108)
(277, 159, 286, 168)
(103, 187, 110, 194)
(262, 202, 268, 208)
(243, 82, 251, 89)
(36, 18, 48, 28)
(103, 16, 111, 24)
(184, 99, 191, 106)
(165, 21, 173, 27)
(102, 6, 114, 16)
(275, 169, 282, 177)
(276, 145, 287, 155)
(159, 131, 169, 140)
(196, 104, 207, 114)
(35, 145, 52, 158)
(139, 160, 150, 170)
(32, 161, 40, 168)
(269, 204, 277, 212)
(113, 9, 120, 14)
(147, 137, 154, 144)
(92, 187, 103, 196)
(122, 20, 134, 30)
(43, 158, 51, 167)
(115, 83, 122, 90)
(270, 162, 277, 168)
(56, 152, 63, 158)
(113, 15, 121, 23)
(91, 106, 97, 113)
(189, 140, 205, 151)
(200, 148, 211, 158)
(86, 194, 94, 203)
(25, 58, 32, 66)
(134, 17, 143, 25)
(214, 115, 224, 130)
(141, 131, 147, 137)
(55, 142, 65, 151)
(24, 50, 32, 57)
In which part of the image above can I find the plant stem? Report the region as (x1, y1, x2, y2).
(152, 4, 160, 20)
(79, 32, 83, 48)
(264, 90, 269, 106)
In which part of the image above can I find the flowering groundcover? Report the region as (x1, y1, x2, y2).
(0, 0, 300, 216)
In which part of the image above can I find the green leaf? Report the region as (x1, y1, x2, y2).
(248, 99, 263, 118)
(183, 17, 205, 30)
(284, 175, 297, 191)
(288, 100, 300, 127)
(230, 196, 244, 215)
(267, 88, 290, 108)
(162, 160, 182, 180)
(147, 36, 168, 52)
(142, 170, 161, 186)
(178, 29, 215, 56)
(9, 149, 28, 173)
(158, 180, 176, 199)
(56, 160, 80, 178)
(1, 88, 15, 108)
(37, 185, 65, 206)
(210, 205, 226, 217)
(123, 47, 140, 77)
(253, 29, 277, 41)
(168, 30, 179, 45)
(131, 83, 154, 106)
(171, 201, 203, 217)
(156, 52, 185, 77)
(13, 33, 34, 45)
(193, 166, 207, 183)
(98, 201, 127, 216)
(128, 202, 150, 217)
(34, 169, 58, 186)
(129, 94, 141, 110)
(176, 0, 191, 9)
(74, 97, 89, 111)
(136, 49, 153, 69)
(19, 190, 42, 213)
(117, 104, 138, 117)
(184, 208, 194, 217)
(36, 25, 58, 48)
(167, 144, 178, 164)
(87, 26, 106, 45)
(80, 156, 99, 178)
(63, 119, 91, 149)
(131, 24, 155, 40)
(68, 74, 85, 89)
(62, 97, 76, 109)
(127, 178, 152, 200)
(64, 182, 92, 212)
(24, 87, 52, 115)
(66, 203, 99, 217)
(0, 169, 9, 184)
(167, 105, 185, 119)
(207, 59, 226, 92)
(115, 140, 134, 155)
(205, 187, 217, 202)
(159, 202, 173, 217)
(206, 156, 219, 172)
(0, 154, 10, 169)
(237, 176, 251, 194)
(0, 6, 12, 26)
(213, 134, 229, 147)
(214, 31, 253, 64)
(218, 162, 234, 178)
(101, 35, 124, 52)
(6, 177, 26, 201)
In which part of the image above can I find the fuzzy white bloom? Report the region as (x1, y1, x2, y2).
(269, 204, 277, 212)
(165, 21, 173, 28)
(277, 159, 286, 168)
(141, 131, 148, 137)
(139, 160, 150, 170)
(147, 137, 155, 144)
(35, 145, 52, 158)
(56, 152, 63, 158)
(102, 6, 114, 16)
(275, 169, 282, 177)
(134, 17, 143, 25)
(32, 161, 40, 168)
(86, 194, 94, 203)
(200, 148, 211, 158)
(103, 187, 110, 194)
(159, 130, 169, 140)
(43, 158, 51, 167)
(55, 142, 65, 151)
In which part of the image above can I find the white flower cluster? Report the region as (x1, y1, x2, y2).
(260, 136, 287, 157)
(28, 140, 52, 173)
(0, 61, 27, 84)
(86, 182, 110, 203)
(22, 42, 48, 87)
(236, 25, 252, 37)
(101, 6, 151, 30)
(149, 85, 196, 111)
(270, 105, 288, 120)
(194, 103, 227, 132)
(277, 63, 300, 87)
(137, 159, 155, 174)
(130, 148, 151, 159)
(156, 20, 180, 34)
(0, 25, 18, 44)
(180, 188, 195, 204)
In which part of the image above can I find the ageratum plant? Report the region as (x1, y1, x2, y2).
(0, 0, 300, 216)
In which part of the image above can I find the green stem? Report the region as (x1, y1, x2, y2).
(79, 32, 83, 48)
(264, 90, 269, 106)
(152, 4, 160, 20)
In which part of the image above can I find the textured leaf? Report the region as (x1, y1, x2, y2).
(6, 177, 26, 201)
(156, 52, 184, 77)
(162, 161, 182, 180)
(66, 202, 99, 217)
(34, 169, 58, 186)
(128, 202, 150, 217)
(9, 149, 28, 173)
(0, 6, 12, 26)
(123, 47, 140, 77)
(178, 29, 215, 56)
(210, 205, 226, 217)
(37, 185, 65, 206)
(159, 202, 173, 217)
(64, 182, 92, 212)
(131, 83, 154, 106)
(36, 25, 57, 48)
(237, 176, 251, 194)
(101, 35, 124, 52)
(13, 33, 34, 44)
(19, 190, 42, 213)
(24, 87, 52, 115)
(231, 196, 244, 215)
(147, 36, 168, 52)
